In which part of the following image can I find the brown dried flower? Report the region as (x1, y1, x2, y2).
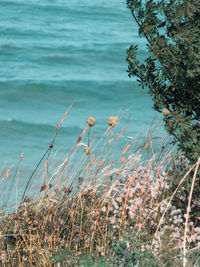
(107, 116, 118, 127)
(49, 143, 54, 149)
(84, 147, 90, 155)
(23, 196, 32, 203)
(162, 108, 170, 117)
(63, 187, 73, 194)
(78, 177, 84, 183)
(87, 117, 96, 127)
(12, 213, 19, 220)
(40, 184, 47, 192)
(77, 135, 81, 142)
(33, 220, 39, 226)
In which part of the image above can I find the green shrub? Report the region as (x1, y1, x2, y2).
(126, 0, 200, 163)
(126, 0, 200, 219)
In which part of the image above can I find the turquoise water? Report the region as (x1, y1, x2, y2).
(0, 1, 162, 202)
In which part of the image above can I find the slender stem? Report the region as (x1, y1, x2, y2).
(87, 127, 91, 162)
(88, 127, 91, 148)
(152, 160, 198, 245)
(46, 129, 59, 183)
(107, 130, 112, 164)
(4, 161, 20, 210)
(20, 148, 50, 204)
(23, 124, 60, 203)
(121, 242, 130, 267)
(183, 158, 200, 267)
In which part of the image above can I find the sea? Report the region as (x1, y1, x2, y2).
(0, 0, 165, 206)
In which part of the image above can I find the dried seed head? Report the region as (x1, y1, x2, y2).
(49, 143, 54, 149)
(12, 213, 19, 220)
(87, 117, 96, 127)
(77, 135, 81, 142)
(91, 211, 98, 221)
(63, 187, 73, 194)
(84, 147, 90, 155)
(58, 220, 64, 226)
(33, 220, 39, 226)
(78, 177, 84, 183)
(23, 196, 32, 203)
(102, 207, 106, 213)
(162, 108, 170, 117)
(40, 184, 47, 192)
(107, 116, 118, 127)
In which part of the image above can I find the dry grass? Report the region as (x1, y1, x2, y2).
(0, 110, 199, 266)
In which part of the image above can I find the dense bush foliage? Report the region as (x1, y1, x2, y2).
(126, 0, 200, 221)
(126, 0, 200, 163)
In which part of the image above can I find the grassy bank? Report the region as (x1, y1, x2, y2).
(0, 112, 199, 266)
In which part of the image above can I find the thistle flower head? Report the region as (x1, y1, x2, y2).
(87, 117, 96, 127)
(107, 116, 118, 127)
(84, 147, 90, 155)
(162, 108, 170, 117)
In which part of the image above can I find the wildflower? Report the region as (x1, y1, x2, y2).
(194, 227, 200, 233)
(162, 108, 170, 116)
(97, 247, 104, 254)
(187, 237, 193, 243)
(116, 197, 122, 203)
(0, 252, 6, 263)
(22, 256, 28, 262)
(91, 211, 98, 221)
(58, 220, 64, 226)
(109, 206, 113, 212)
(87, 117, 96, 127)
(107, 116, 118, 127)
(110, 217, 116, 225)
(112, 199, 119, 210)
(102, 207, 106, 213)
(33, 220, 39, 226)
(173, 219, 178, 224)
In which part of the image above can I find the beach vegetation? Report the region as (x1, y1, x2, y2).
(126, 0, 200, 229)
(0, 112, 199, 266)
(126, 0, 200, 163)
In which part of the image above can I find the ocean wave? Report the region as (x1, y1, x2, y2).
(0, 79, 138, 96)
(0, 0, 125, 17)
(0, 0, 158, 175)
(0, 118, 83, 136)
(1, 118, 55, 130)
(4, 118, 13, 122)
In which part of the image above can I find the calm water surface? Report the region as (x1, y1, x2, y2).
(0, 0, 162, 203)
